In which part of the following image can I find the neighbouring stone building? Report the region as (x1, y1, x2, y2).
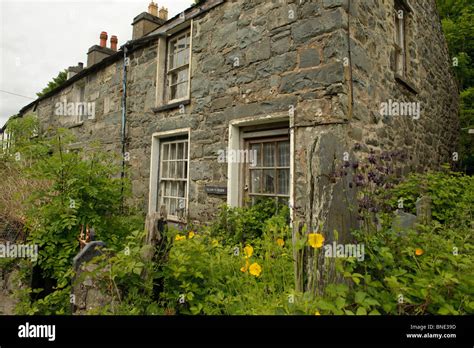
(6, 0, 458, 246)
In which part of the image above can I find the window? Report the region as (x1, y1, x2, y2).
(166, 30, 191, 102)
(394, 1, 408, 77)
(158, 137, 189, 220)
(244, 134, 290, 206)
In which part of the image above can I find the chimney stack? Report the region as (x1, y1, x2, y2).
(132, 2, 167, 40)
(99, 31, 108, 48)
(148, 1, 158, 16)
(67, 62, 84, 79)
(87, 32, 115, 67)
(110, 35, 118, 51)
(158, 6, 168, 21)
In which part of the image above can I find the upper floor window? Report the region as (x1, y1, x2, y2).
(394, 0, 410, 78)
(166, 30, 191, 103)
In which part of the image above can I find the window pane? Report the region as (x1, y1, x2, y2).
(170, 143, 177, 160)
(177, 142, 184, 160)
(177, 69, 188, 84)
(177, 82, 188, 100)
(169, 161, 176, 178)
(177, 161, 184, 179)
(178, 182, 186, 197)
(162, 143, 169, 160)
(169, 198, 176, 216)
(165, 181, 171, 196)
(171, 182, 178, 197)
(263, 169, 275, 194)
(176, 50, 187, 67)
(278, 141, 290, 167)
(184, 142, 188, 159)
(162, 197, 169, 212)
(278, 169, 289, 195)
(161, 161, 168, 178)
(263, 143, 275, 167)
(250, 169, 261, 194)
(250, 143, 261, 167)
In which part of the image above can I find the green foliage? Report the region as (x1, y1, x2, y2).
(386, 168, 473, 224)
(460, 87, 474, 172)
(211, 199, 289, 244)
(160, 170, 473, 316)
(437, 0, 474, 172)
(76, 230, 165, 315)
(3, 120, 138, 314)
(347, 223, 474, 315)
(160, 207, 294, 315)
(36, 70, 68, 98)
(25, 131, 125, 282)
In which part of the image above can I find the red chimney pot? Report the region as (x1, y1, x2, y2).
(111, 35, 118, 51)
(100, 31, 108, 48)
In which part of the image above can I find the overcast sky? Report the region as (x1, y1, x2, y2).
(0, 0, 194, 128)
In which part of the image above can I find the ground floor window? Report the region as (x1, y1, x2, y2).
(158, 137, 188, 220)
(243, 131, 290, 207)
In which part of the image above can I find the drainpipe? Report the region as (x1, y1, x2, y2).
(120, 43, 129, 210)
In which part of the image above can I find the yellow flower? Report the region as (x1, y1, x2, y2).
(211, 239, 219, 247)
(244, 245, 254, 258)
(415, 248, 424, 256)
(315, 311, 321, 316)
(308, 233, 325, 249)
(249, 262, 262, 277)
(276, 238, 285, 247)
(175, 234, 186, 241)
(188, 231, 195, 239)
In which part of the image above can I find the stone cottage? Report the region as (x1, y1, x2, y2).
(9, 0, 458, 242)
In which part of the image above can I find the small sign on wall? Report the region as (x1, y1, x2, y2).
(205, 186, 227, 195)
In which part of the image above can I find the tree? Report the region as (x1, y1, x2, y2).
(36, 70, 68, 97)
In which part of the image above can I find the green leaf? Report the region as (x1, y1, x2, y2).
(355, 291, 367, 304)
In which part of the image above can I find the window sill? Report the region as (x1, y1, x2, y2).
(68, 121, 84, 129)
(395, 73, 419, 95)
(153, 99, 190, 113)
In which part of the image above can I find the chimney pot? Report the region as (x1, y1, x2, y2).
(111, 35, 118, 51)
(158, 6, 168, 21)
(100, 31, 108, 48)
(148, 1, 158, 16)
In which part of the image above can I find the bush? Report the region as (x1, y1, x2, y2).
(160, 206, 293, 315)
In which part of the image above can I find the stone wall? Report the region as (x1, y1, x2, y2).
(345, 0, 459, 168)
(18, 0, 458, 241)
(0, 267, 21, 314)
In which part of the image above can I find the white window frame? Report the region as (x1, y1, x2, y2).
(148, 128, 190, 222)
(156, 20, 193, 108)
(228, 113, 294, 224)
(243, 132, 291, 206)
(166, 30, 191, 104)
